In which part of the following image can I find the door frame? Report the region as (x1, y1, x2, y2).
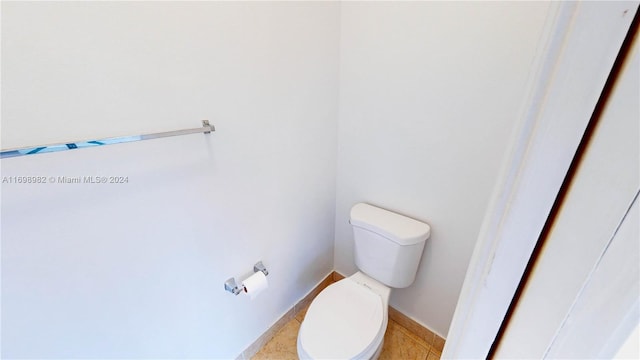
(442, 2, 639, 358)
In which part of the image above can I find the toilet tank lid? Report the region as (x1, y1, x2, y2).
(350, 203, 431, 245)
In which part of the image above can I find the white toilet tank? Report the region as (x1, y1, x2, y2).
(350, 203, 431, 288)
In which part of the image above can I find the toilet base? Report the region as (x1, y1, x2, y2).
(370, 339, 384, 360)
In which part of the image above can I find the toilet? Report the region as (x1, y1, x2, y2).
(297, 203, 431, 359)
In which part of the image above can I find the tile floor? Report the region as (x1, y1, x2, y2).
(252, 303, 442, 360)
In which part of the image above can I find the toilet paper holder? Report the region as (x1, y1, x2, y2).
(225, 261, 269, 295)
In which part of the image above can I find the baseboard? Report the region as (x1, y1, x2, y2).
(237, 270, 445, 359)
(388, 305, 446, 352)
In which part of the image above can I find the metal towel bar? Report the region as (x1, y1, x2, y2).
(0, 120, 214, 159)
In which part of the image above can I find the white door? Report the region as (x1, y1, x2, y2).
(494, 21, 640, 359)
(443, 3, 638, 358)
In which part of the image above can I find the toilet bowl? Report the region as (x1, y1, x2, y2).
(297, 272, 391, 360)
(297, 203, 430, 360)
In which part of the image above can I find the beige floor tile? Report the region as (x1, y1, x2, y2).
(379, 320, 431, 360)
(427, 348, 442, 360)
(389, 306, 436, 346)
(252, 290, 438, 360)
(432, 335, 446, 352)
(295, 302, 310, 323)
(389, 318, 432, 350)
(251, 318, 300, 360)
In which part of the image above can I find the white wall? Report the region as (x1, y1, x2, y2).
(2, 1, 561, 355)
(1, 2, 339, 358)
(334, 2, 551, 337)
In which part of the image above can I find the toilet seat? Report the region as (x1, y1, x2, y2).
(297, 278, 386, 359)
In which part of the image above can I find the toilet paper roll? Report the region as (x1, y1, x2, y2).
(243, 271, 268, 300)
